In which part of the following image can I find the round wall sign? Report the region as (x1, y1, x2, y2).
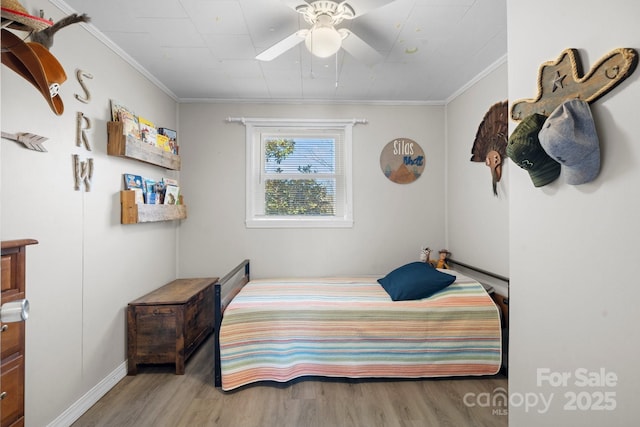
(380, 138, 425, 184)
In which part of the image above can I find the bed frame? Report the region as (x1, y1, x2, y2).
(448, 259, 509, 284)
(212, 258, 508, 388)
(213, 259, 250, 387)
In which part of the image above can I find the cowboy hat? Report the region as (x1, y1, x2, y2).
(1, 28, 66, 115)
(1, 0, 52, 31)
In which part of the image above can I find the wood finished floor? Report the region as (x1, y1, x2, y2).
(72, 335, 508, 427)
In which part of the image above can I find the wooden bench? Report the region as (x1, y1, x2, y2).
(127, 277, 218, 375)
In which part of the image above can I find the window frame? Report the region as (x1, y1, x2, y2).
(244, 118, 355, 229)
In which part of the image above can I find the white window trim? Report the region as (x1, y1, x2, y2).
(229, 117, 366, 229)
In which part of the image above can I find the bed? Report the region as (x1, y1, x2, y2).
(213, 260, 502, 391)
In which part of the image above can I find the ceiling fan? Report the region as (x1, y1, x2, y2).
(256, 0, 395, 66)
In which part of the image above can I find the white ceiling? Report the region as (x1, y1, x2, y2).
(59, 0, 506, 103)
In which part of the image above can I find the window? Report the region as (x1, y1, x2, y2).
(243, 118, 356, 228)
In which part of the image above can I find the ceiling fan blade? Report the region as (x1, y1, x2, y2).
(279, 0, 397, 18)
(256, 32, 305, 61)
(340, 30, 383, 66)
(344, 0, 398, 17)
(280, 0, 310, 11)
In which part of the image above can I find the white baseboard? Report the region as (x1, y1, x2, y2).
(47, 362, 127, 427)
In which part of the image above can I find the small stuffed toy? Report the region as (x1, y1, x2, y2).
(436, 249, 451, 269)
(420, 247, 432, 263)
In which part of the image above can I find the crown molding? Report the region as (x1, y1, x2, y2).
(49, 0, 179, 101)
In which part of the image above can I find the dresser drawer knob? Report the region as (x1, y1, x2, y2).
(0, 391, 7, 400)
(1, 324, 7, 332)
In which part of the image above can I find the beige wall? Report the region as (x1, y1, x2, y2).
(445, 61, 509, 278)
(1, 1, 178, 425)
(508, 1, 640, 425)
(177, 103, 447, 278)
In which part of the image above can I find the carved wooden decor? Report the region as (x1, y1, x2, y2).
(73, 154, 94, 191)
(76, 112, 91, 150)
(74, 69, 93, 103)
(1, 131, 49, 152)
(511, 48, 638, 121)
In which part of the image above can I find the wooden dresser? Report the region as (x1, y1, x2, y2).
(127, 277, 218, 375)
(1, 239, 37, 427)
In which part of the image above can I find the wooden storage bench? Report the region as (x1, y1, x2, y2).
(127, 277, 218, 375)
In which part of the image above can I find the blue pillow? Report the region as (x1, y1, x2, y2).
(377, 262, 456, 301)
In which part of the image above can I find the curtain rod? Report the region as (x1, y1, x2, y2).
(225, 117, 368, 125)
(449, 259, 510, 284)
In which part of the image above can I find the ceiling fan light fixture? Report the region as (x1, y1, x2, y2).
(304, 15, 342, 58)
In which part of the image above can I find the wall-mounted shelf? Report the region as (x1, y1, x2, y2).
(120, 190, 187, 224)
(107, 121, 181, 170)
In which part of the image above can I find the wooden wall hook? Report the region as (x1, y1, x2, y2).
(511, 48, 638, 121)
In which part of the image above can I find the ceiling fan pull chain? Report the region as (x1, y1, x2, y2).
(310, 44, 314, 78)
(335, 53, 339, 89)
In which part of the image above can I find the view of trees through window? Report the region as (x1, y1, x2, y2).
(264, 137, 336, 216)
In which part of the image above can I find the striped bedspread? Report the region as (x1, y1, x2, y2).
(219, 271, 502, 390)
